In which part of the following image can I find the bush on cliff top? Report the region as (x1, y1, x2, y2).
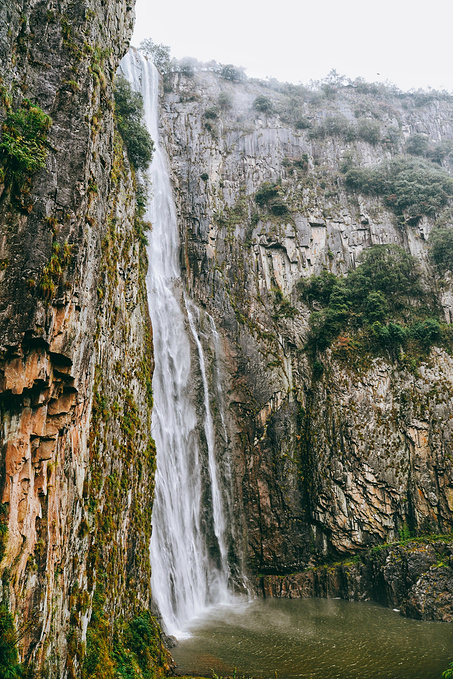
(139, 38, 172, 75)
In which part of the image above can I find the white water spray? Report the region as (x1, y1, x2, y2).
(121, 50, 231, 638)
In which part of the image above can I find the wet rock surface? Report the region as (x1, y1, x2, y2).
(161, 69, 453, 574)
(257, 539, 453, 621)
(0, 2, 168, 676)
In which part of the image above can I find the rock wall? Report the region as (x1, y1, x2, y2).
(160, 69, 453, 575)
(0, 2, 168, 676)
(258, 537, 453, 622)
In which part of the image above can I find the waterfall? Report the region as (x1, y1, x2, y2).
(120, 50, 231, 638)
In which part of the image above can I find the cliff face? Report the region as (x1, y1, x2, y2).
(160, 70, 453, 574)
(259, 536, 453, 622)
(0, 3, 167, 677)
(1, 8, 453, 669)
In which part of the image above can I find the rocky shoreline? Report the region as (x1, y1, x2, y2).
(256, 537, 453, 622)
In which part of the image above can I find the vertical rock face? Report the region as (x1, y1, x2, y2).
(160, 70, 453, 573)
(0, 2, 168, 677)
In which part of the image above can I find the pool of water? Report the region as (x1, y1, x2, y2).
(171, 598, 453, 679)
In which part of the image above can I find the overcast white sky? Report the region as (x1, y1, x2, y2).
(132, 0, 453, 92)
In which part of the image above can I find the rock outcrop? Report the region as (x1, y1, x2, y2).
(258, 538, 453, 622)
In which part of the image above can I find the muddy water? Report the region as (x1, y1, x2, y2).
(172, 598, 453, 679)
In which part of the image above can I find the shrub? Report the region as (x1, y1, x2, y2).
(298, 270, 338, 306)
(254, 181, 288, 216)
(177, 58, 195, 77)
(312, 360, 324, 380)
(294, 116, 311, 130)
(299, 244, 445, 359)
(429, 227, 453, 275)
(0, 606, 22, 678)
(343, 156, 453, 219)
(406, 133, 429, 156)
(294, 154, 309, 171)
(253, 95, 272, 112)
(308, 115, 355, 141)
(0, 99, 51, 181)
(255, 182, 279, 205)
(428, 139, 453, 164)
(114, 76, 153, 172)
(365, 290, 388, 322)
(381, 126, 401, 148)
(220, 64, 244, 82)
(282, 155, 309, 172)
(218, 91, 232, 110)
(410, 318, 441, 347)
(347, 244, 424, 309)
(269, 197, 288, 215)
(204, 106, 218, 119)
(405, 135, 453, 165)
(356, 118, 381, 145)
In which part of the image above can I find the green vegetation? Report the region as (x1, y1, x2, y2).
(139, 38, 171, 75)
(177, 58, 195, 77)
(356, 117, 381, 145)
(0, 98, 51, 206)
(282, 155, 309, 172)
(405, 134, 453, 164)
(343, 157, 453, 219)
(114, 76, 154, 172)
(304, 111, 383, 144)
(293, 116, 311, 130)
(39, 240, 72, 300)
(272, 287, 297, 321)
(218, 92, 233, 110)
(405, 133, 429, 157)
(308, 114, 355, 141)
(443, 662, 453, 679)
(204, 106, 218, 119)
(253, 95, 272, 112)
(254, 181, 288, 215)
(83, 590, 165, 679)
(0, 504, 8, 562)
(220, 65, 244, 82)
(0, 606, 22, 679)
(429, 227, 453, 276)
(298, 244, 451, 361)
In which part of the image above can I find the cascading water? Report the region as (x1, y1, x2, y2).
(121, 50, 231, 638)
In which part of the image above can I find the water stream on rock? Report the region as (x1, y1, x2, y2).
(121, 50, 231, 638)
(120, 52, 453, 677)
